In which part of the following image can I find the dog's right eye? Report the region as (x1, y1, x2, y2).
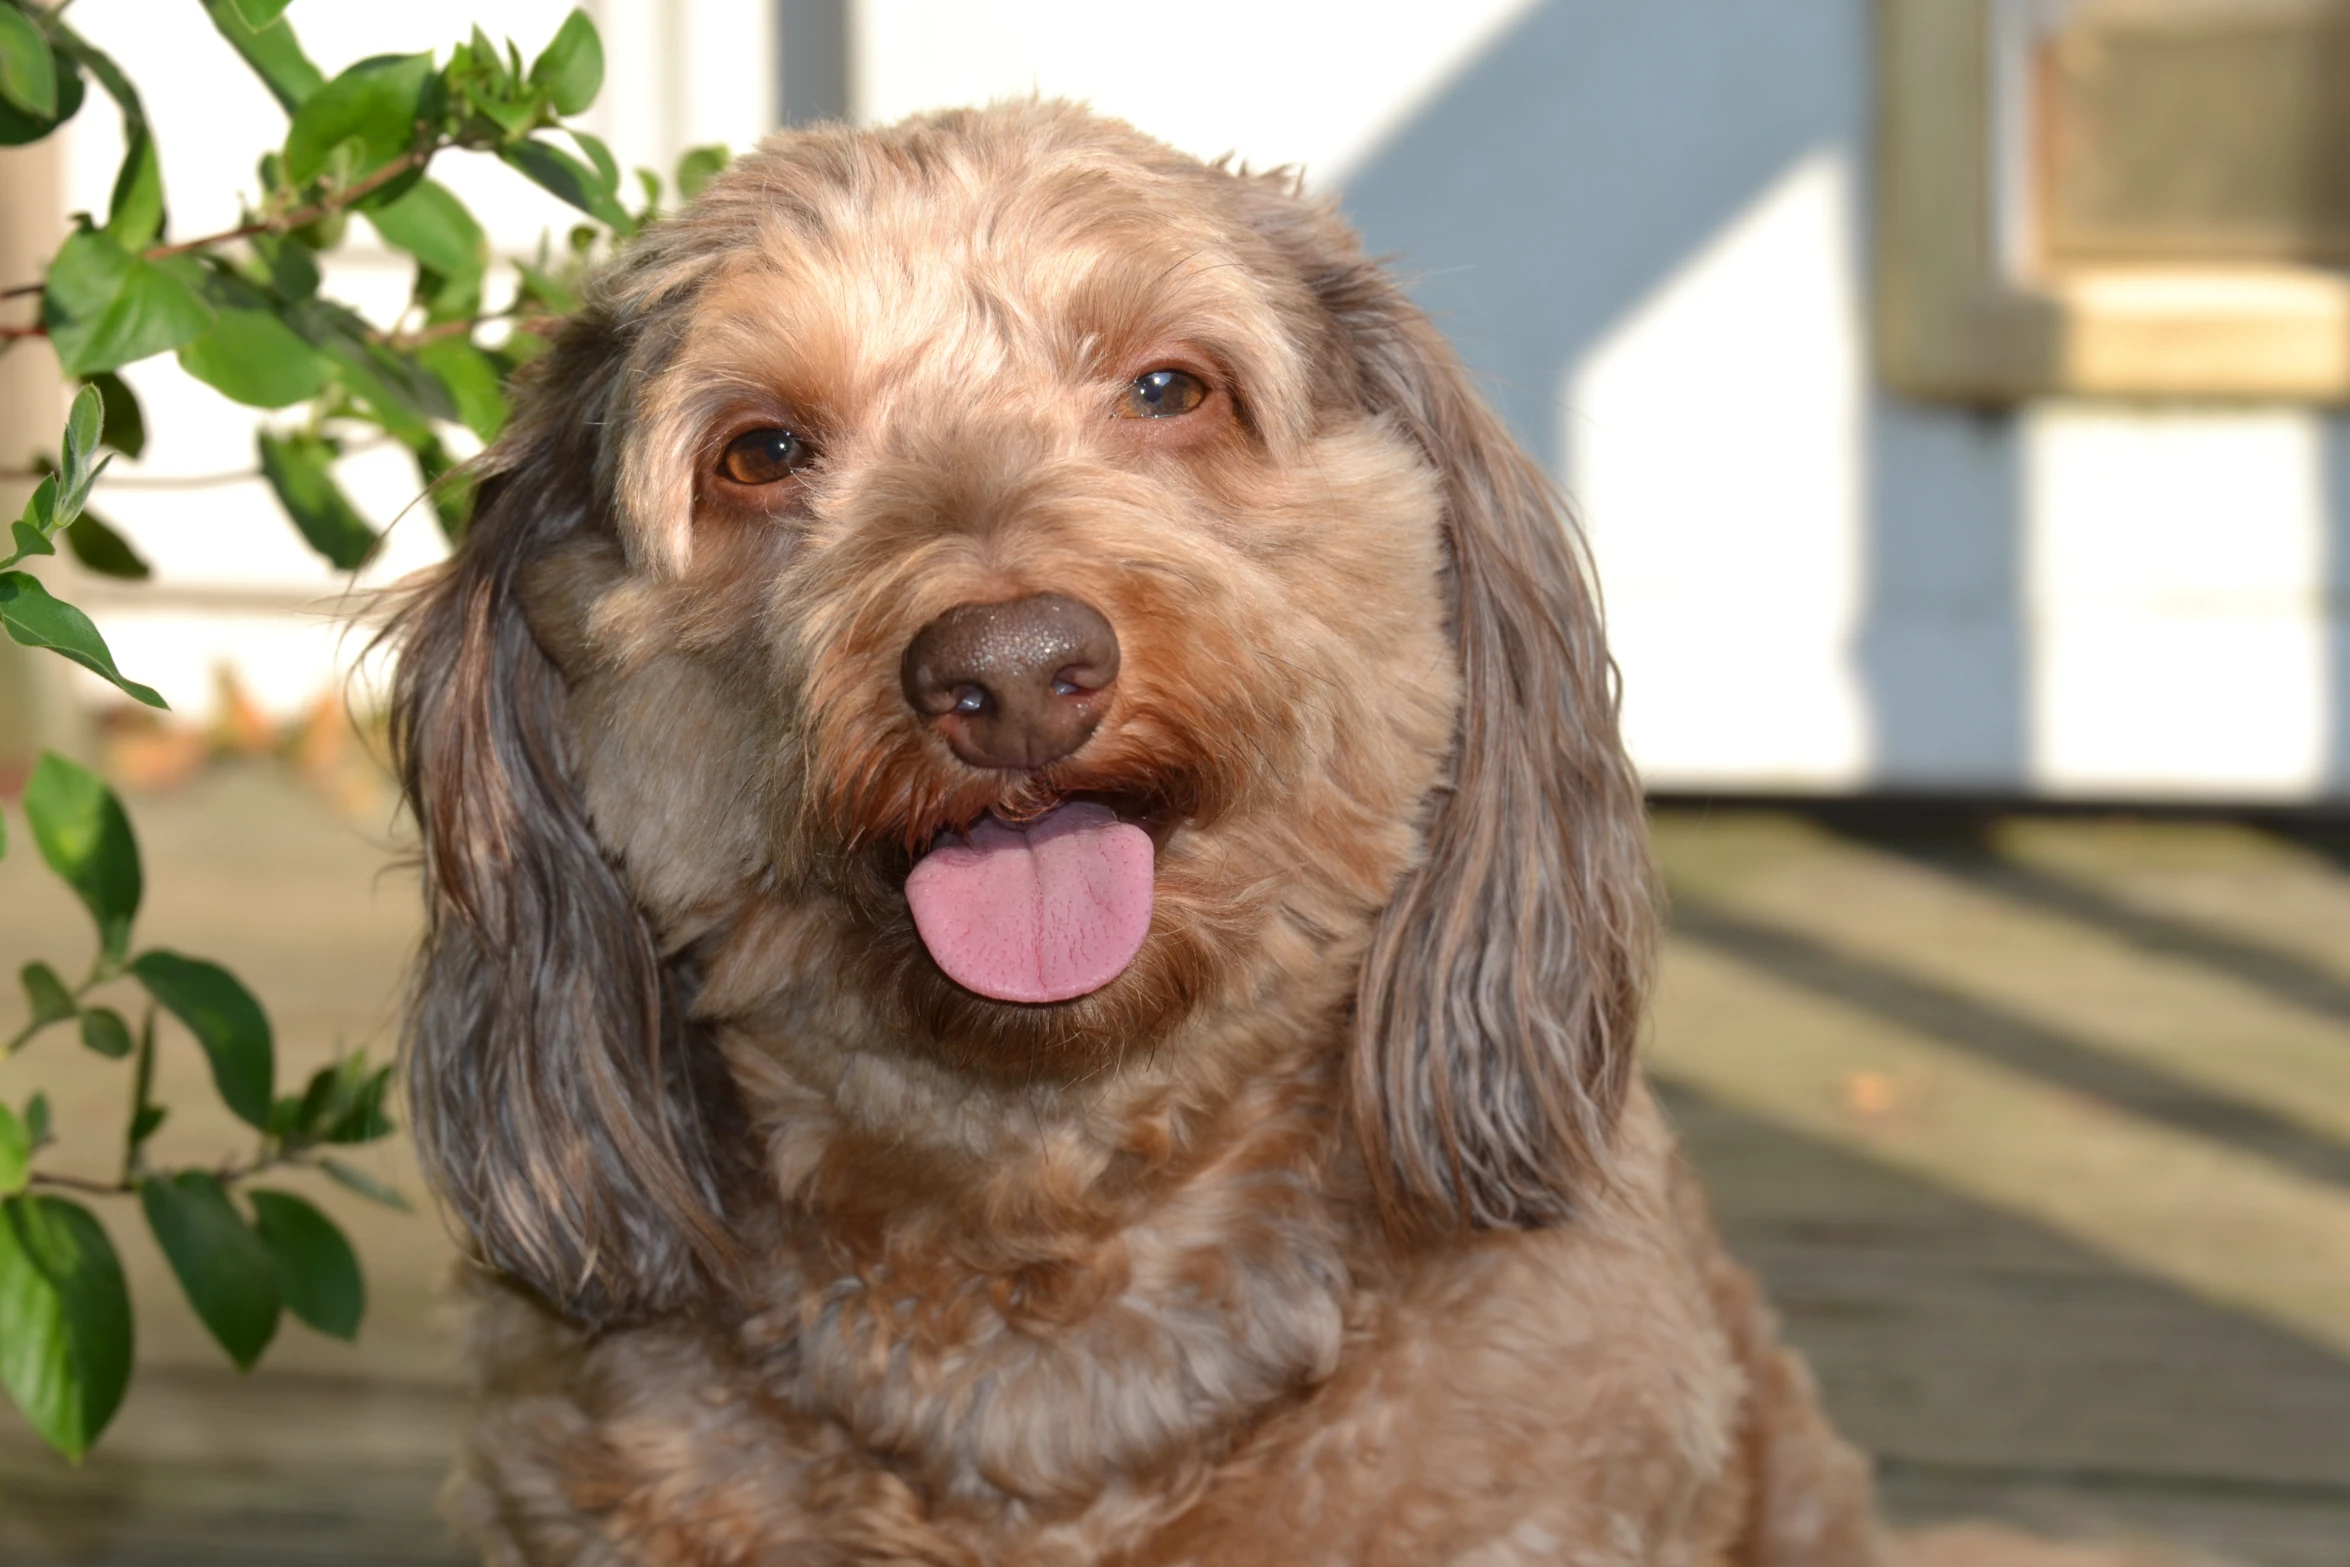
(717, 427, 814, 485)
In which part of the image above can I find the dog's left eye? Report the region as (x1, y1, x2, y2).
(718, 427, 815, 485)
(1121, 369, 1207, 419)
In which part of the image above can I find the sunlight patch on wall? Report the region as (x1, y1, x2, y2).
(1565, 149, 1869, 791)
(2026, 406, 2330, 798)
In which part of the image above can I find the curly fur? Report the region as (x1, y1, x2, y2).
(391, 103, 2219, 1566)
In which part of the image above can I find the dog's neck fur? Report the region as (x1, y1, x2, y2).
(701, 933, 1374, 1513)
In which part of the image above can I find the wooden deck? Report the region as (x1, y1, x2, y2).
(4, 769, 2347, 1564)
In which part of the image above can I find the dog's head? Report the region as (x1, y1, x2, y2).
(392, 103, 1654, 1323)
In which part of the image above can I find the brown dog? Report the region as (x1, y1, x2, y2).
(390, 102, 2208, 1566)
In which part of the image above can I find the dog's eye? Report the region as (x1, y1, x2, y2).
(717, 427, 814, 485)
(1121, 369, 1207, 419)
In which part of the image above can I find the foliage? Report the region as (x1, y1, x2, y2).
(3, 748, 401, 1457)
(0, 1, 726, 1461)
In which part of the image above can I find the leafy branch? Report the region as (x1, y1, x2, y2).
(2, 748, 405, 1459)
(0, 0, 730, 1465)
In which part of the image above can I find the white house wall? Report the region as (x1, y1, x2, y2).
(41, 0, 2350, 801)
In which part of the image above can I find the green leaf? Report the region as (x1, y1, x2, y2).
(414, 338, 506, 442)
(0, 1104, 26, 1196)
(104, 128, 163, 249)
(256, 431, 377, 570)
(501, 140, 634, 233)
(246, 1190, 362, 1340)
(128, 952, 274, 1131)
(128, 1104, 164, 1148)
(289, 1061, 342, 1136)
(464, 26, 506, 85)
(674, 144, 728, 203)
(78, 1007, 132, 1061)
(65, 512, 152, 582)
(24, 1093, 49, 1146)
(284, 1053, 393, 1146)
(64, 29, 146, 126)
(455, 59, 541, 142)
(199, 0, 317, 113)
(140, 1174, 280, 1369)
(60, 382, 103, 497)
(178, 294, 331, 408)
(332, 341, 449, 441)
(323, 1063, 394, 1145)
(42, 229, 214, 378)
(0, 1193, 133, 1459)
(0, 572, 166, 708)
(40, 382, 113, 542)
(568, 129, 618, 196)
(0, 8, 57, 121)
(23, 753, 141, 960)
(284, 52, 431, 187)
(529, 9, 602, 117)
(279, 298, 451, 442)
(18, 961, 76, 1036)
(249, 231, 320, 302)
(232, 0, 296, 27)
(7, 473, 57, 565)
(81, 372, 144, 460)
(0, 42, 79, 147)
(365, 179, 485, 283)
(319, 1156, 409, 1212)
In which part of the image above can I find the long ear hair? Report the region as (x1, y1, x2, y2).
(1236, 178, 1659, 1238)
(387, 311, 743, 1325)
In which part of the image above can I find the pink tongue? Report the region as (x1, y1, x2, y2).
(904, 802, 1155, 1003)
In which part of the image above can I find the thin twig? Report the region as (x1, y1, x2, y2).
(29, 1170, 128, 1196)
(379, 307, 560, 350)
(0, 145, 435, 298)
(145, 148, 431, 261)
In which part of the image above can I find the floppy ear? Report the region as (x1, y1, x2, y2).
(1235, 179, 1658, 1237)
(388, 312, 743, 1325)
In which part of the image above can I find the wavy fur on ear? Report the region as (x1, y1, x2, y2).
(1234, 178, 1658, 1237)
(388, 313, 744, 1325)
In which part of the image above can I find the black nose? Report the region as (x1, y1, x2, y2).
(901, 594, 1121, 769)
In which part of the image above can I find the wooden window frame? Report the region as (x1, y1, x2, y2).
(1876, 0, 2350, 402)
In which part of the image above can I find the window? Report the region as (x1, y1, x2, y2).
(1877, 0, 2350, 400)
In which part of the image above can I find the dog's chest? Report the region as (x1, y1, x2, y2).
(743, 1188, 1358, 1515)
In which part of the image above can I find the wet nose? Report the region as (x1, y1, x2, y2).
(900, 594, 1121, 769)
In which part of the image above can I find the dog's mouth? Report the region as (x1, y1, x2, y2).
(903, 795, 1158, 1005)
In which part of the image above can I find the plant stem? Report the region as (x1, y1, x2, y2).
(145, 147, 434, 261)
(29, 1170, 127, 1196)
(380, 307, 560, 350)
(119, 1005, 156, 1187)
(0, 146, 439, 301)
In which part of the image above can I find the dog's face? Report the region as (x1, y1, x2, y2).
(521, 131, 1456, 1076)
(394, 105, 1653, 1322)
